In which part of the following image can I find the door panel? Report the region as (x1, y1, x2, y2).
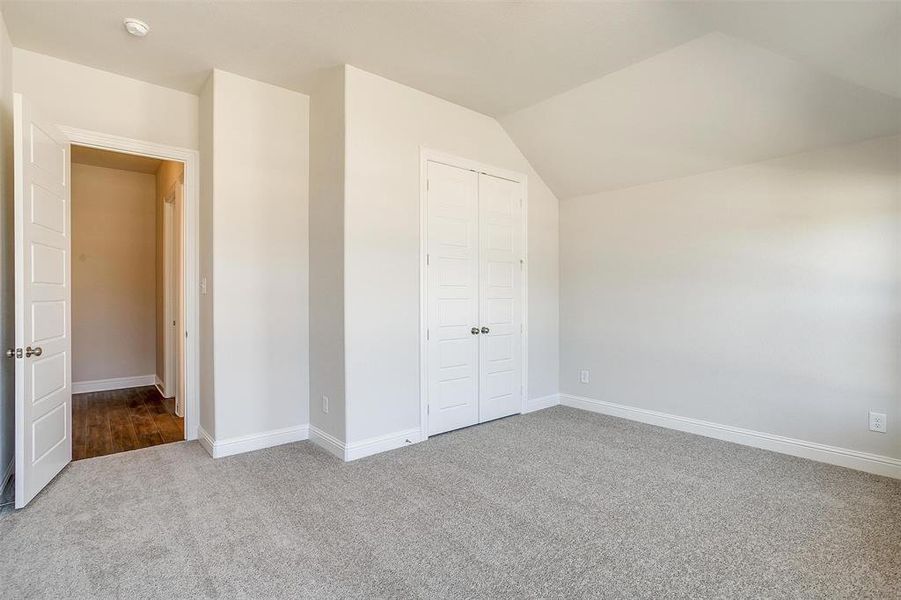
(426, 161, 480, 435)
(478, 173, 522, 423)
(14, 94, 72, 508)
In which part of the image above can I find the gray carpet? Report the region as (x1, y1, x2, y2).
(0, 406, 898, 599)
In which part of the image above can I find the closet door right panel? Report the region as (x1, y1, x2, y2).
(478, 173, 522, 423)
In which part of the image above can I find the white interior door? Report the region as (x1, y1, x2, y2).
(162, 198, 176, 401)
(426, 161, 480, 435)
(478, 173, 523, 423)
(175, 181, 185, 418)
(13, 94, 72, 508)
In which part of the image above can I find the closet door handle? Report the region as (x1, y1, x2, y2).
(480, 327, 490, 334)
(471, 327, 480, 335)
(25, 346, 42, 357)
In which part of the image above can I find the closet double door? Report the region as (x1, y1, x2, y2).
(426, 160, 523, 436)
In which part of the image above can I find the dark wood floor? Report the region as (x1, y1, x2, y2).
(73, 386, 184, 460)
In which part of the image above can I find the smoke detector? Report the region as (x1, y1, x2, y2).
(123, 18, 150, 37)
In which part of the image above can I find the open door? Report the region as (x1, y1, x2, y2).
(13, 94, 72, 508)
(162, 195, 177, 404)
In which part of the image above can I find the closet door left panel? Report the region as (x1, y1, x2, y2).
(426, 161, 480, 436)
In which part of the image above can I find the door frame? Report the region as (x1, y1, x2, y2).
(60, 126, 200, 441)
(418, 147, 528, 440)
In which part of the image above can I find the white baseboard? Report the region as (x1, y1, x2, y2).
(72, 374, 157, 394)
(309, 426, 422, 461)
(1, 455, 13, 496)
(309, 426, 345, 460)
(198, 424, 309, 459)
(560, 393, 901, 480)
(346, 428, 421, 461)
(154, 375, 174, 399)
(524, 393, 560, 413)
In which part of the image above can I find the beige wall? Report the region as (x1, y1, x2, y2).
(342, 66, 560, 444)
(155, 161, 184, 397)
(72, 163, 157, 382)
(0, 11, 13, 480)
(208, 69, 310, 441)
(560, 135, 901, 459)
(12, 49, 198, 149)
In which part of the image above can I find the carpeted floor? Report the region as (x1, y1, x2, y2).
(0, 406, 898, 599)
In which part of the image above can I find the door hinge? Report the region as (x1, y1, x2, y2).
(520, 259, 524, 270)
(426, 328, 430, 340)
(426, 253, 430, 266)
(427, 179, 430, 191)
(427, 404, 430, 415)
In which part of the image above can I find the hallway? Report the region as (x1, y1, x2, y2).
(73, 386, 184, 460)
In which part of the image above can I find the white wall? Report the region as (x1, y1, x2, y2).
(343, 66, 559, 444)
(12, 49, 198, 149)
(71, 164, 157, 383)
(209, 70, 310, 441)
(0, 11, 14, 483)
(308, 66, 346, 441)
(198, 76, 215, 436)
(561, 135, 901, 460)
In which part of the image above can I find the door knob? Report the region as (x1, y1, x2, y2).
(471, 327, 480, 335)
(25, 346, 42, 357)
(5, 348, 22, 359)
(481, 326, 490, 334)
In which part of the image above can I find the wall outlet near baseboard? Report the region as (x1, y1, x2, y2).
(322, 395, 329, 414)
(580, 369, 590, 384)
(869, 411, 886, 433)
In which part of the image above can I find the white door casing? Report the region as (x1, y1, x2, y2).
(60, 126, 199, 443)
(421, 152, 527, 438)
(478, 173, 523, 423)
(14, 94, 72, 508)
(426, 161, 480, 435)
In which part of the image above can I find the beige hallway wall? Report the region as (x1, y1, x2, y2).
(72, 163, 157, 383)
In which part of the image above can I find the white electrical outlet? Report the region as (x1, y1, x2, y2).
(322, 395, 329, 414)
(869, 411, 886, 433)
(580, 369, 590, 384)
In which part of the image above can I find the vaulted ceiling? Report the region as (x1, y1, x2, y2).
(3, 1, 899, 198)
(501, 32, 901, 198)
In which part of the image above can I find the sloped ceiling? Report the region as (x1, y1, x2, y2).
(500, 32, 901, 198)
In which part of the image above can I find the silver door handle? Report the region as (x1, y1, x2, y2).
(25, 346, 42, 357)
(471, 327, 480, 335)
(481, 326, 490, 334)
(5, 348, 22, 359)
